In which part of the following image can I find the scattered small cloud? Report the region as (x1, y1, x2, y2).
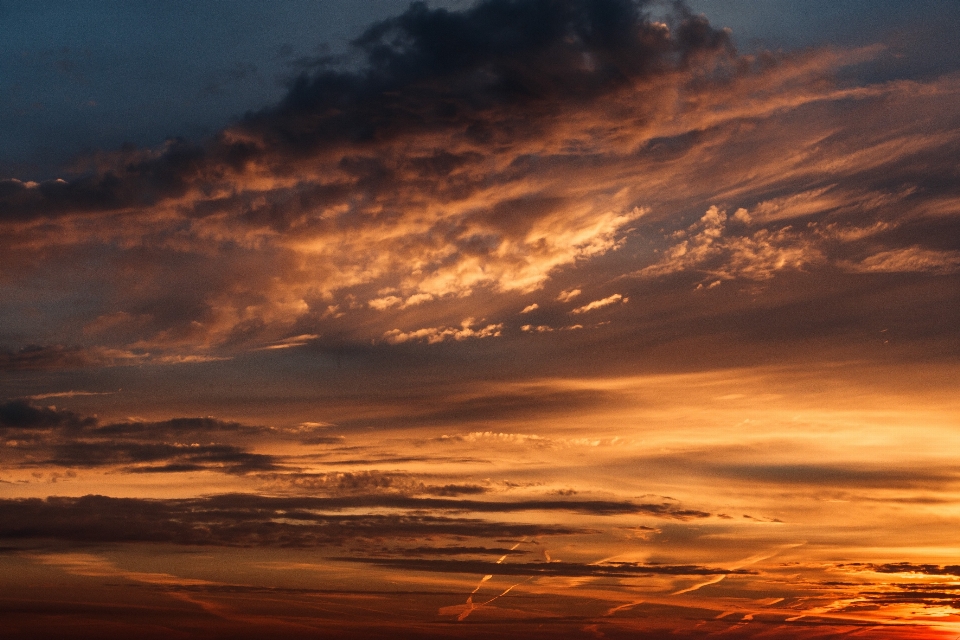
(571, 294, 627, 314)
(521, 324, 553, 333)
(638, 206, 824, 282)
(382, 319, 503, 344)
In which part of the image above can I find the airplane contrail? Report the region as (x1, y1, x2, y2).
(456, 539, 527, 621)
(672, 544, 805, 596)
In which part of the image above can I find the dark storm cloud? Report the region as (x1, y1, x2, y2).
(0, 0, 731, 222)
(0, 494, 583, 547)
(342, 557, 754, 577)
(258, 0, 729, 150)
(5, 0, 955, 364)
(0, 0, 775, 361)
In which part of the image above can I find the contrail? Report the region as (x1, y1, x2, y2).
(604, 600, 644, 616)
(457, 539, 527, 621)
(480, 578, 531, 607)
(672, 544, 804, 596)
(673, 574, 727, 595)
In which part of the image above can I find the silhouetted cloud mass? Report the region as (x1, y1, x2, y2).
(0, 0, 733, 221)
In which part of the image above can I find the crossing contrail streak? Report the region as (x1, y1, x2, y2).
(457, 539, 527, 621)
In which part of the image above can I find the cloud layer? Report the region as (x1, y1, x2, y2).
(6, 0, 956, 366)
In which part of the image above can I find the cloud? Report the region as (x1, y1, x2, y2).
(4, 0, 955, 364)
(0, 400, 297, 475)
(847, 246, 960, 275)
(638, 206, 823, 282)
(344, 558, 754, 578)
(521, 324, 553, 332)
(0, 0, 755, 356)
(620, 525, 660, 540)
(0, 345, 145, 371)
(368, 296, 402, 311)
(0, 344, 232, 372)
(570, 293, 627, 313)
(25, 552, 220, 587)
(0, 491, 712, 550)
(257, 470, 489, 497)
(842, 562, 960, 577)
(823, 566, 960, 615)
(25, 390, 114, 401)
(48, 442, 279, 473)
(382, 319, 503, 344)
(0, 494, 585, 547)
(439, 430, 629, 450)
(370, 383, 615, 427)
(636, 195, 960, 289)
(0, 400, 96, 431)
(395, 546, 530, 557)
(173, 494, 710, 519)
(0, 0, 955, 516)
(254, 333, 320, 350)
(699, 462, 960, 490)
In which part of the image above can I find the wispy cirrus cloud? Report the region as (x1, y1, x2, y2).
(0, 345, 145, 372)
(846, 246, 960, 275)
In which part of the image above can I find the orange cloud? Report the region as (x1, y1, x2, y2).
(571, 294, 628, 314)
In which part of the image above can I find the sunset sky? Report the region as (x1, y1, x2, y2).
(2, 1, 960, 638)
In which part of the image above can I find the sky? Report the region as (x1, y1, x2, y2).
(1, 1, 960, 638)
